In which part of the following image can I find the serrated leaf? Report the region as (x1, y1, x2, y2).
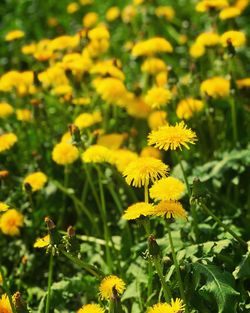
(233, 252, 250, 280)
(193, 263, 239, 313)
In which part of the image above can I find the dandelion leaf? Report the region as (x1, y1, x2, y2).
(233, 252, 250, 280)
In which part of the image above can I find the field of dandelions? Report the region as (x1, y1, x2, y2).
(0, 0, 250, 312)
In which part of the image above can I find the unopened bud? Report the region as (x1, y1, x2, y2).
(45, 217, 56, 230)
(148, 235, 160, 258)
(12, 292, 29, 313)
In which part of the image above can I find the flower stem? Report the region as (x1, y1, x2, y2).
(0, 266, 17, 313)
(45, 252, 54, 313)
(166, 222, 187, 310)
(144, 183, 149, 203)
(153, 258, 172, 302)
(199, 201, 247, 249)
(229, 97, 238, 144)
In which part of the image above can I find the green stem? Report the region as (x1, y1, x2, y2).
(199, 202, 247, 249)
(61, 250, 102, 278)
(96, 166, 113, 272)
(153, 259, 172, 302)
(166, 223, 187, 309)
(144, 183, 149, 203)
(45, 252, 54, 313)
(229, 97, 238, 144)
(0, 266, 17, 313)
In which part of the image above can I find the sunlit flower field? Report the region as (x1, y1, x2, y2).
(0, 0, 250, 312)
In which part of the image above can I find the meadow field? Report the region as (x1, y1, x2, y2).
(0, 0, 250, 312)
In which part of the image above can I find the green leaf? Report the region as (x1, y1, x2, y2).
(233, 252, 250, 280)
(193, 263, 239, 313)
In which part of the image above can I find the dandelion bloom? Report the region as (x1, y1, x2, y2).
(153, 201, 187, 219)
(123, 157, 169, 187)
(23, 172, 48, 192)
(196, 32, 220, 47)
(141, 58, 167, 75)
(0, 133, 18, 153)
(82, 145, 114, 164)
(67, 2, 79, 14)
(132, 37, 173, 57)
(97, 133, 126, 150)
(106, 6, 120, 21)
(0, 102, 14, 118)
(0, 294, 12, 313)
(82, 12, 98, 28)
(170, 298, 185, 312)
(189, 42, 205, 58)
(196, 0, 229, 12)
(148, 111, 167, 130)
(0, 209, 24, 236)
(200, 76, 230, 98)
(220, 30, 246, 47)
(140, 147, 162, 159)
(5, 29, 25, 41)
(148, 121, 197, 151)
(77, 304, 105, 313)
(122, 202, 154, 220)
(144, 86, 172, 109)
(219, 6, 241, 19)
(148, 298, 185, 313)
(155, 6, 175, 21)
(176, 98, 204, 119)
(236, 78, 250, 89)
(149, 177, 185, 201)
(52, 142, 79, 165)
(99, 275, 125, 300)
(112, 149, 138, 172)
(74, 111, 102, 129)
(34, 235, 50, 248)
(16, 109, 33, 122)
(0, 202, 9, 212)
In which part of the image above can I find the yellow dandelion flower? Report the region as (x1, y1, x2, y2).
(77, 303, 105, 313)
(155, 6, 175, 21)
(97, 133, 126, 150)
(220, 30, 246, 47)
(82, 12, 98, 28)
(34, 234, 50, 248)
(0, 209, 24, 236)
(72, 97, 91, 106)
(153, 200, 187, 219)
(236, 78, 250, 89)
(141, 58, 167, 75)
(0, 294, 12, 313)
(23, 172, 48, 192)
(189, 42, 205, 58)
(170, 298, 185, 312)
(149, 177, 185, 201)
(148, 110, 167, 130)
(156, 71, 168, 87)
(219, 6, 241, 19)
(67, 2, 79, 14)
(51, 84, 72, 96)
(147, 302, 172, 313)
(0, 133, 18, 153)
(16, 109, 33, 122)
(0, 170, 9, 178)
(99, 275, 125, 300)
(235, 0, 249, 11)
(0, 202, 9, 212)
(148, 121, 197, 151)
(106, 6, 120, 21)
(90, 60, 125, 81)
(200, 76, 230, 98)
(74, 112, 102, 130)
(112, 149, 138, 173)
(88, 25, 110, 41)
(0, 102, 14, 118)
(144, 87, 172, 109)
(121, 5, 137, 23)
(196, 32, 220, 46)
(123, 157, 169, 188)
(122, 202, 154, 220)
(176, 98, 204, 119)
(5, 29, 25, 41)
(52, 142, 79, 165)
(140, 146, 162, 159)
(196, 0, 229, 12)
(82, 145, 114, 164)
(132, 37, 173, 57)
(126, 95, 151, 119)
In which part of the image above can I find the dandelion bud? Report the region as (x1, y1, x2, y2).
(24, 182, 32, 193)
(68, 124, 81, 146)
(45, 216, 56, 230)
(147, 234, 160, 258)
(0, 170, 9, 179)
(226, 38, 236, 57)
(111, 286, 123, 313)
(67, 225, 75, 237)
(12, 292, 29, 313)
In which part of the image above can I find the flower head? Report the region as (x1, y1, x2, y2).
(74, 112, 102, 130)
(106, 6, 120, 21)
(0, 294, 12, 313)
(144, 86, 172, 109)
(219, 6, 241, 19)
(82, 145, 114, 164)
(149, 177, 185, 201)
(196, 0, 229, 12)
(132, 37, 173, 57)
(123, 157, 169, 187)
(200, 76, 230, 98)
(52, 142, 79, 165)
(176, 98, 204, 119)
(0, 102, 14, 118)
(77, 304, 105, 313)
(152, 201, 187, 219)
(23, 172, 48, 192)
(0, 209, 24, 236)
(0, 202, 9, 212)
(147, 302, 172, 313)
(5, 29, 25, 41)
(148, 111, 167, 130)
(0, 133, 18, 153)
(34, 235, 50, 248)
(148, 121, 197, 151)
(220, 30, 246, 47)
(122, 202, 154, 220)
(112, 149, 138, 172)
(170, 298, 185, 312)
(99, 275, 125, 300)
